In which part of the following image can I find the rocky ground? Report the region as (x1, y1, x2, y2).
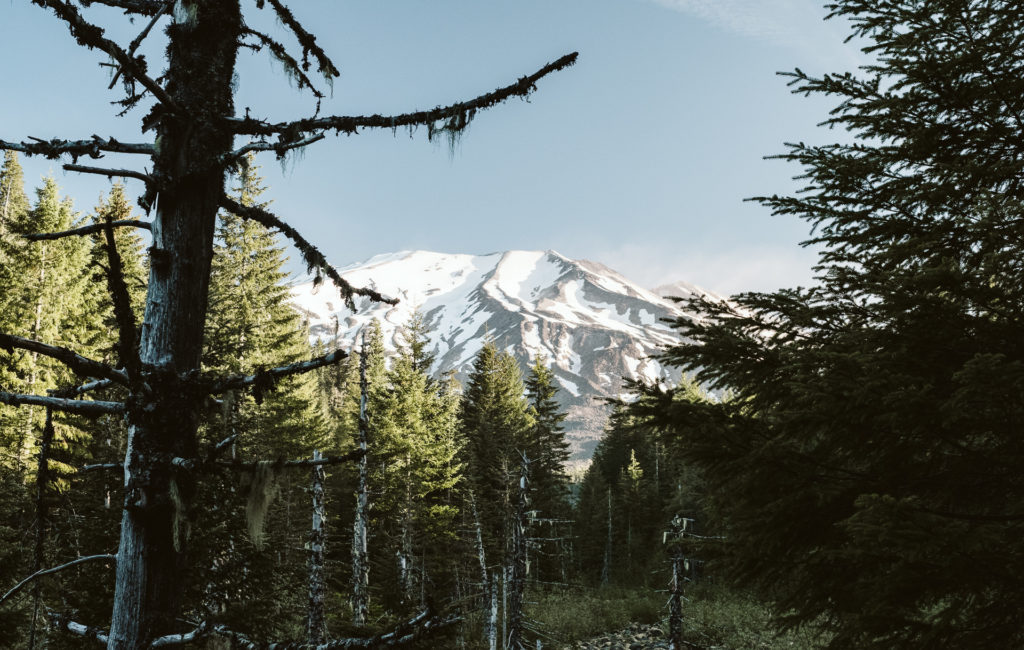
(568, 623, 673, 649)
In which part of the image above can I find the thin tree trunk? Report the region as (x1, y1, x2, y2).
(469, 490, 491, 647)
(19, 248, 46, 465)
(351, 334, 370, 626)
(668, 549, 683, 650)
(600, 488, 612, 586)
(470, 490, 488, 586)
(507, 455, 529, 650)
(307, 450, 326, 645)
(667, 515, 688, 650)
(28, 407, 55, 650)
(107, 4, 242, 647)
(489, 571, 498, 650)
(398, 456, 413, 606)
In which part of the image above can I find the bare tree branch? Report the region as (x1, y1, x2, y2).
(101, 220, 142, 382)
(260, 0, 340, 84)
(0, 332, 129, 385)
(211, 449, 365, 472)
(1, 554, 116, 607)
(0, 135, 154, 161)
(64, 163, 153, 184)
(52, 378, 118, 399)
(224, 133, 326, 164)
(219, 195, 398, 309)
(26, 220, 151, 242)
(109, 1, 172, 90)
(227, 52, 578, 139)
(78, 462, 122, 474)
(209, 609, 460, 648)
(80, 442, 364, 476)
(31, 0, 178, 110)
(206, 349, 347, 395)
(149, 621, 209, 647)
(78, 0, 164, 15)
(46, 610, 111, 644)
(0, 391, 125, 416)
(241, 27, 325, 99)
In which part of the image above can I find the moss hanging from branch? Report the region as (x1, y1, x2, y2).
(245, 460, 280, 550)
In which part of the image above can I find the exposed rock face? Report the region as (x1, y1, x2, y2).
(291, 250, 711, 461)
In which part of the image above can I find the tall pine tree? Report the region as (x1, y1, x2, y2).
(460, 340, 534, 566)
(195, 158, 327, 637)
(648, 2, 1024, 647)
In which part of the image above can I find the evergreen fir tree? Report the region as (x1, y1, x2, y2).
(0, 150, 30, 236)
(524, 356, 570, 519)
(2, 178, 102, 464)
(0, 151, 32, 466)
(460, 340, 534, 565)
(645, 2, 1024, 647)
(195, 157, 327, 637)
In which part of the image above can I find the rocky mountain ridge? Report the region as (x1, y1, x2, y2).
(290, 250, 715, 460)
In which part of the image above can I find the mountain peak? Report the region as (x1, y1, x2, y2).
(292, 250, 694, 460)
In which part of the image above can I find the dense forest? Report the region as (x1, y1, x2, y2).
(3, 0, 1024, 648)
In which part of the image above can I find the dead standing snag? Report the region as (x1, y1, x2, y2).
(3, 1, 576, 646)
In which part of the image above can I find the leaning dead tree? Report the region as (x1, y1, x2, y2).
(0, 1, 576, 647)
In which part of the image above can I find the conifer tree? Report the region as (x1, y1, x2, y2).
(0, 151, 33, 465)
(2, 3, 574, 644)
(196, 158, 327, 636)
(524, 357, 570, 518)
(646, 2, 1024, 647)
(461, 341, 534, 565)
(358, 312, 463, 611)
(3, 179, 101, 463)
(0, 150, 29, 236)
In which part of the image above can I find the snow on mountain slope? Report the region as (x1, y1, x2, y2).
(291, 250, 693, 460)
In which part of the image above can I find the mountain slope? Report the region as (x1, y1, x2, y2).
(291, 250, 694, 460)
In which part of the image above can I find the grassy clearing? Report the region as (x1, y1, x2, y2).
(524, 585, 664, 645)
(517, 584, 826, 649)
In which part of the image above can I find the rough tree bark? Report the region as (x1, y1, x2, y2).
(107, 4, 242, 647)
(665, 515, 690, 650)
(507, 454, 529, 650)
(308, 450, 326, 645)
(352, 333, 370, 626)
(600, 487, 612, 586)
(28, 407, 55, 650)
(2, 3, 576, 646)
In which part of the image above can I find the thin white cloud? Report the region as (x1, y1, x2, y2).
(596, 242, 819, 296)
(648, 0, 864, 68)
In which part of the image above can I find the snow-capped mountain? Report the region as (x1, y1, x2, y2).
(291, 250, 699, 461)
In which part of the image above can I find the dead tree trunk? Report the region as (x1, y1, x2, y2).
(507, 454, 529, 650)
(307, 450, 326, 644)
(489, 571, 499, 650)
(398, 460, 413, 606)
(108, 4, 243, 647)
(351, 333, 370, 626)
(665, 515, 690, 650)
(600, 488, 612, 586)
(28, 407, 55, 650)
(3, 5, 575, 646)
(469, 490, 495, 648)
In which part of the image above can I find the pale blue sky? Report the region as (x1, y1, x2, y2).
(3, 0, 864, 295)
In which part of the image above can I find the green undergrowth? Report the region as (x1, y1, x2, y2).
(680, 585, 827, 650)
(526, 585, 664, 645)
(516, 584, 827, 649)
